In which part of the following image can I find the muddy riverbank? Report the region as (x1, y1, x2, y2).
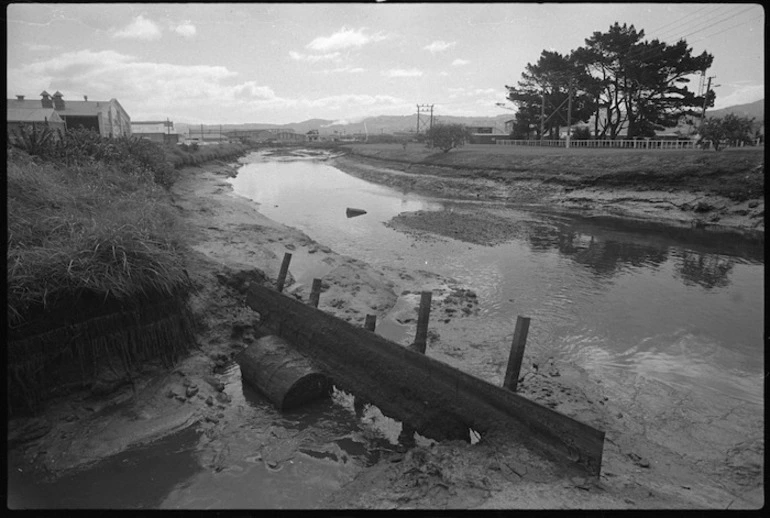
(332, 145, 764, 236)
(8, 152, 763, 509)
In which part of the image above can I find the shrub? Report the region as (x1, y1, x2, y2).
(572, 126, 592, 140)
(424, 123, 470, 153)
(698, 113, 756, 151)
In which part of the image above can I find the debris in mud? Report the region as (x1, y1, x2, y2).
(346, 208, 368, 218)
(627, 452, 651, 468)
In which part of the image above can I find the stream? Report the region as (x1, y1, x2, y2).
(230, 151, 764, 407)
(11, 149, 763, 509)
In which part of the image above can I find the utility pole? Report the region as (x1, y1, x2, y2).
(566, 79, 573, 149)
(701, 75, 716, 122)
(539, 92, 545, 141)
(416, 104, 434, 134)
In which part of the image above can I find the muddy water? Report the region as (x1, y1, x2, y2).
(231, 151, 764, 407)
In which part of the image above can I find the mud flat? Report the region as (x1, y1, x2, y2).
(331, 146, 764, 235)
(8, 153, 763, 510)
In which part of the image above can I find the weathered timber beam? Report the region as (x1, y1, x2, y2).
(245, 283, 605, 477)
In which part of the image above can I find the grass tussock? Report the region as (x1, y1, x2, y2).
(166, 142, 248, 169)
(7, 153, 191, 330)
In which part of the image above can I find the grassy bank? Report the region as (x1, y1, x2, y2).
(343, 143, 764, 202)
(165, 142, 249, 169)
(6, 132, 250, 412)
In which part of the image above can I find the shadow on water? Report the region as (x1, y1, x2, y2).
(157, 364, 406, 510)
(7, 426, 202, 509)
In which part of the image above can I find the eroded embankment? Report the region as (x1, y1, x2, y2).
(331, 150, 765, 235)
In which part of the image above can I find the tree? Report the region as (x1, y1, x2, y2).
(698, 114, 756, 151)
(425, 123, 469, 153)
(505, 50, 595, 140)
(573, 23, 713, 139)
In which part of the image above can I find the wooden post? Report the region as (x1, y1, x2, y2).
(503, 316, 531, 392)
(364, 314, 377, 332)
(309, 278, 322, 308)
(411, 291, 432, 354)
(276, 253, 292, 292)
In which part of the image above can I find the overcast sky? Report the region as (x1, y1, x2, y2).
(6, 3, 765, 124)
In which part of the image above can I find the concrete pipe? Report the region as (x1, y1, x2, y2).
(235, 335, 332, 411)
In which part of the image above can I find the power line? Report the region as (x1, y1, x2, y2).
(652, 4, 735, 41)
(647, 4, 726, 38)
(673, 5, 757, 42)
(626, 5, 759, 65)
(700, 16, 763, 41)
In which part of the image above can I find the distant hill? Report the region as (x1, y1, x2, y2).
(176, 114, 512, 136)
(173, 100, 762, 137)
(708, 99, 764, 122)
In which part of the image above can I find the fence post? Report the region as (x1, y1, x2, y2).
(276, 252, 292, 292)
(411, 291, 432, 354)
(364, 314, 377, 332)
(503, 316, 531, 392)
(309, 278, 322, 308)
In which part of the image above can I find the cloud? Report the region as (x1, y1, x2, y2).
(306, 27, 387, 52)
(424, 40, 456, 53)
(382, 68, 423, 78)
(451, 59, 471, 67)
(113, 15, 162, 40)
(26, 43, 57, 51)
(172, 21, 197, 38)
(6, 48, 410, 123)
(318, 66, 366, 74)
(289, 51, 342, 63)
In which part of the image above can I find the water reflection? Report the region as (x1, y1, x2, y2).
(674, 251, 735, 290)
(517, 215, 758, 289)
(526, 224, 669, 277)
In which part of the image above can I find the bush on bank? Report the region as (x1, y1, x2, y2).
(6, 147, 191, 329)
(165, 142, 248, 169)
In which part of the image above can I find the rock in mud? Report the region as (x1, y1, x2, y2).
(204, 375, 226, 392)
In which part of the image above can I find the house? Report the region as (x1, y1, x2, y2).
(131, 120, 179, 144)
(306, 129, 320, 142)
(7, 91, 131, 138)
(7, 103, 66, 136)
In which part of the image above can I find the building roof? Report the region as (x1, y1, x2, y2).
(7, 107, 64, 123)
(132, 121, 172, 125)
(7, 98, 113, 116)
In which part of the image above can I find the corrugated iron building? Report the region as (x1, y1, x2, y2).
(7, 91, 131, 138)
(7, 106, 67, 136)
(131, 120, 179, 144)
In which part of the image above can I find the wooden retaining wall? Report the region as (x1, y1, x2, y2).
(7, 298, 195, 414)
(246, 282, 605, 477)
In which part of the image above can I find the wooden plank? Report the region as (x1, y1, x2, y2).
(503, 316, 530, 391)
(411, 291, 432, 353)
(245, 283, 605, 477)
(308, 278, 322, 308)
(276, 252, 292, 292)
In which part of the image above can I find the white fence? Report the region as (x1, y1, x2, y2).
(495, 138, 698, 149)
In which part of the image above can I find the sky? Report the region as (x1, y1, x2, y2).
(6, 3, 765, 125)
